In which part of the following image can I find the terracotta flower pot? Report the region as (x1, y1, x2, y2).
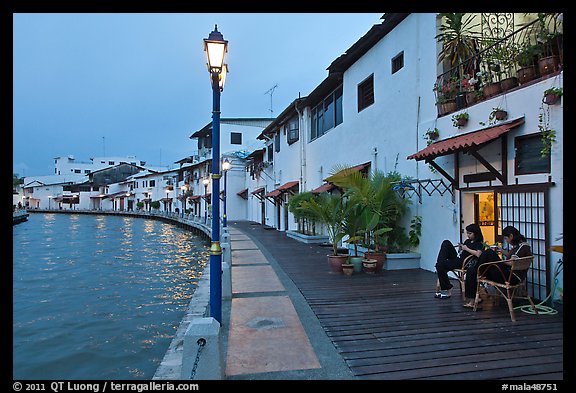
(364, 251, 386, 273)
(538, 55, 559, 76)
(437, 100, 457, 116)
(327, 254, 348, 274)
(342, 264, 354, 276)
(483, 82, 502, 98)
(517, 65, 537, 85)
(362, 258, 378, 274)
(494, 110, 508, 121)
(543, 93, 561, 105)
(500, 77, 518, 92)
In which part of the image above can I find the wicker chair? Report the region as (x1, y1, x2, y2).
(474, 255, 538, 322)
(435, 254, 478, 300)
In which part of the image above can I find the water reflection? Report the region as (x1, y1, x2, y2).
(13, 214, 208, 380)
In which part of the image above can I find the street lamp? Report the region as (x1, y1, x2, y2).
(181, 184, 188, 217)
(222, 158, 231, 227)
(204, 24, 228, 324)
(202, 178, 210, 224)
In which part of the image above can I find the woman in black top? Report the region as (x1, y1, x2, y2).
(463, 225, 532, 308)
(435, 223, 484, 299)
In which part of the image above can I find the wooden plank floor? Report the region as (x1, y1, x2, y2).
(231, 221, 564, 380)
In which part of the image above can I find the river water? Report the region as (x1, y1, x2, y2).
(13, 213, 209, 380)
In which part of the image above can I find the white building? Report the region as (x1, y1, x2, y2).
(239, 13, 563, 301)
(53, 154, 147, 176)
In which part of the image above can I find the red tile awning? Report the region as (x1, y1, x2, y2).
(251, 187, 265, 195)
(264, 189, 282, 198)
(407, 118, 525, 161)
(311, 182, 336, 194)
(264, 181, 299, 198)
(236, 188, 249, 199)
(324, 162, 371, 182)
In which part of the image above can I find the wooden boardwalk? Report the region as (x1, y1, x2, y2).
(230, 221, 563, 380)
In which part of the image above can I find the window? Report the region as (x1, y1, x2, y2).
(231, 132, 242, 145)
(358, 74, 374, 112)
(515, 134, 551, 175)
(267, 144, 273, 161)
(274, 132, 281, 153)
(287, 117, 299, 144)
(150, 180, 156, 187)
(392, 51, 404, 74)
(84, 170, 91, 174)
(109, 161, 114, 165)
(310, 85, 343, 142)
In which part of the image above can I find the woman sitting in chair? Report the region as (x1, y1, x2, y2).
(463, 225, 532, 308)
(435, 223, 484, 299)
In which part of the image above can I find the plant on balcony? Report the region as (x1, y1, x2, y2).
(515, 42, 540, 84)
(479, 107, 508, 126)
(538, 102, 556, 157)
(543, 87, 563, 105)
(424, 128, 440, 145)
(436, 13, 481, 74)
(451, 111, 470, 128)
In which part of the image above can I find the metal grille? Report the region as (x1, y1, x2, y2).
(497, 189, 549, 301)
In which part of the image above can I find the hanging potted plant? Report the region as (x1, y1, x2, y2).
(489, 107, 508, 122)
(451, 111, 470, 128)
(543, 87, 563, 105)
(424, 128, 440, 144)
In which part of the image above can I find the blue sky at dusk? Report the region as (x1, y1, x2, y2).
(13, 13, 384, 177)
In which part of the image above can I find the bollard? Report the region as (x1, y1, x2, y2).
(181, 317, 223, 380)
(221, 259, 231, 300)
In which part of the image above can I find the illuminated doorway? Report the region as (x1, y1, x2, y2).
(474, 192, 496, 245)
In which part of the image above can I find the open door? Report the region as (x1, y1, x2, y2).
(474, 192, 496, 245)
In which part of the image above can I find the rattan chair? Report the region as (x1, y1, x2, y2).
(474, 255, 538, 322)
(435, 254, 478, 300)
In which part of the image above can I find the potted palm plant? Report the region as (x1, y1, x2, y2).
(328, 167, 404, 273)
(343, 203, 366, 273)
(299, 192, 349, 274)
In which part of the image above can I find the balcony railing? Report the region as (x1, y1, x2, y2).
(434, 15, 563, 117)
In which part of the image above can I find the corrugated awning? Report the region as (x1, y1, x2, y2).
(251, 187, 265, 195)
(407, 118, 525, 161)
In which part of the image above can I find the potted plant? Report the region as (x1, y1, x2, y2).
(543, 87, 563, 105)
(451, 111, 469, 128)
(343, 203, 366, 273)
(136, 201, 144, 210)
(328, 167, 406, 273)
(299, 192, 349, 274)
(515, 42, 540, 85)
(150, 200, 161, 211)
(434, 79, 458, 116)
(435, 12, 481, 107)
(424, 128, 440, 145)
(489, 107, 508, 122)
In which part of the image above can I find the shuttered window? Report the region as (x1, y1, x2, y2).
(358, 74, 374, 112)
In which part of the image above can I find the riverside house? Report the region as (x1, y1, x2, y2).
(240, 13, 563, 303)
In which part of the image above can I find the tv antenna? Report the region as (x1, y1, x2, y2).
(264, 83, 278, 118)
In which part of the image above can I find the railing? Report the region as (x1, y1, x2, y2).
(434, 15, 563, 117)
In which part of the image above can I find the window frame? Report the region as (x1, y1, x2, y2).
(230, 132, 242, 145)
(391, 51, 404, 74)
(309, 84, 343, 142)
(514, 133, 551, 175)
(358, 74, 375, 112)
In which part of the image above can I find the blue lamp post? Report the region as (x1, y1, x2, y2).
(222, 158, 231, 227)
(204, 24, 228, 324)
